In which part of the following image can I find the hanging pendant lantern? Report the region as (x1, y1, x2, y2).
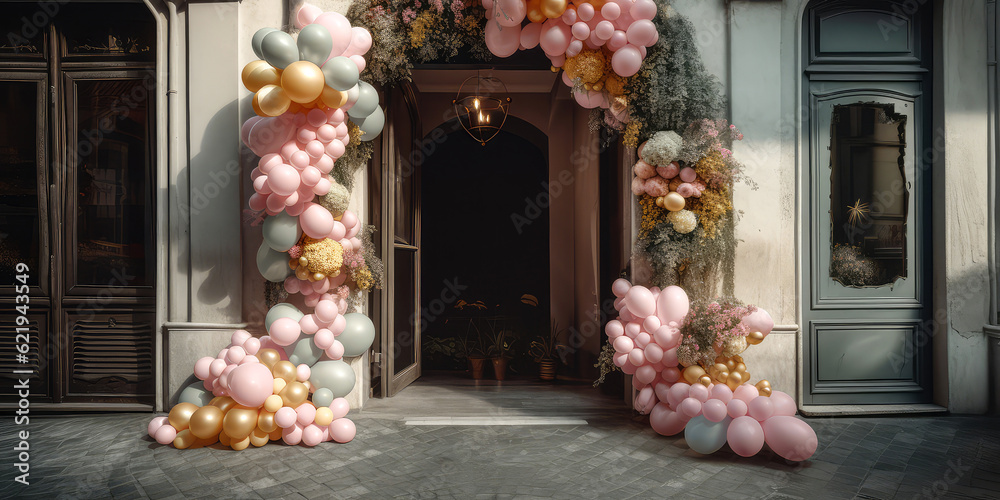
(453, 73, 511, 146)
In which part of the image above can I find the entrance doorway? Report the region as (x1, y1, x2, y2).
(0, 1, 157, 408)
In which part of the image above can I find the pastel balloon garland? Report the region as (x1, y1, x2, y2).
(482, 0, 658, 115)
(146, 6, 383, 451)
(608, 278, 818, 461)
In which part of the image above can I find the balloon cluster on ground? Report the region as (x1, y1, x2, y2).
(482, 0, 659, 118)
(608, 278, 818, 461)
(148, 5, 382, 450)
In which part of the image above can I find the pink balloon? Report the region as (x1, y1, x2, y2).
(329, 418, 357, 443)
(630, 0, 657, 21)
(626, 19, 657, 47)
(605, 319, 624, 339)
(248, 117, 296, 157)
(299, 314, 320, 335)
(742, 308, 775, 336)
(621, 360, 638, 375)
(495, 0, 526, 27)
(608, 30, 628, 51)
(147, 416, 169, 438)
(727, 416, 766, 457)
(653, 325, 680, 349)
(601, 2, 621, 20)
(655, 286, 690, 327)
(282, 424, 304, 445)
(154, 424, 177, 445)
(595, 20, 615, 40)
(611, 44, 642, 77)
(275, 407, 298, 428)
(572, 21, 591, 40)
(226, 346, 246, 364)
(679, 397, 702, 418)
(520, 21, 542, 49)
(269, 317, 302, 347)
(295, 4, 323, 29)
(727, 398, 749, 418)
(267, 164, 300, 196)
(748, 396, 774, 421)
(688, 383, 710, 403)
(763, 416, 818, 461)
(300, 203, 334, 238)
(771, 391, 798, 416)
(565, 39, 583, 57)
(612, 352, 628, 368)
(243, 337, 261, 355)
(296, 403, 317, 426)
(350, 54, 366, 73)
(634, 331, 651, 348)
(611, 278, 631, 297)
(301, 424, 325, 447)
(634, 386, 657, 414)
(627, 347, 646, 367)
(193, 357, 214, 380)
(710, 384, 734, 404)
(296, 363, 311, 382)
(649, 403, 689, 436)
(577, 2, 595, 21)
(702, 399, 728, 423)
(485, 20, 521, 58)
(561, 7, 577, 24)
(643, 343, 663, 364)
(241, 116, 261, 148)
(734, 384, 760, 404)
(635, 365, 657, 386)
(315, 300, 339, 324)
(314, 328, 335, 350)
(539, 18, 573, 56)
(624, 286, 656, 317)
(325, 339, 345, 360)
(313, 12, 353, 59)
(666, 382, 690, 409)
(661, 347, 678, 367)
(661, 366, 680, 383)
(345, 27, 373, 57)
(329, 398, 350, 419)
(209, 358, 227, 378)
(228, 362, 274, 407)
(613, 336, 634, 354)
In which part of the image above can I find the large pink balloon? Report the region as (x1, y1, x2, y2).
(742, 308, 775, 336)
(520, 21, 542, 49)
(269, 317, 302, 347)
(626, 19, 657, 47)
(624, 285, 656, 317)
(295, 4, 323, 29)
(763, 416, 818, 461)
(329, 418, 357, 443)
(770, 390, 798, 416)
(228, 362, 274, 407)
(267, 164, 300, 196)
(702, 399, 728, 423)
(344, 27, 373, 57)
(495, 0, 526, 27)
(612, 44, 642, 77)
(249, 117, 296, 157)
(630, 0, 657, 21)
(649, 403, 688, 436)
(727, 416, 766, 457)
(300, 203, 334, 238)
(655, 285, 689, 327)
(485, 19, 521, 58)
(313, 12, 353, 58)
(539, 18, 573, 56)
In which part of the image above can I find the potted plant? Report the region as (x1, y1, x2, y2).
(528, 322, 566, 381)
(458, 333, 487, 380)
(483, 319, 516, 381)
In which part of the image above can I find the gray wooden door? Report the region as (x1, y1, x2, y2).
(803, 82, 932, 404)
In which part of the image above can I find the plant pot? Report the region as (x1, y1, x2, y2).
(467, 357, 486, 380)
(491, 357, 509, 381)
(538, 358, 556, 381)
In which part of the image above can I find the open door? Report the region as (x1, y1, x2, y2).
(373, 81, 422, 397)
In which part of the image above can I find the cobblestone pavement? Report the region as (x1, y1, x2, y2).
(1, 385, 998, 499)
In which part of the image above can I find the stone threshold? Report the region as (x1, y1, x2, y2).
(800, 403, 947, 417)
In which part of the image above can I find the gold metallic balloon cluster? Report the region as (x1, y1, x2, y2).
(243, 60, 348, 117)
(164, 349, 329, 450)
(679, 331, 771, 397)
(289, 236, 344, 282)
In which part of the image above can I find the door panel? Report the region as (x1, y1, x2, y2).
(804, 83, 931, 405)
(380, 82, 422, 396)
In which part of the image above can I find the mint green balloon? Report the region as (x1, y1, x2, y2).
(252, 28, 279, 59)
(347, 81, 378, 118)
(178, 381, 212, 407)
(297, 23, 333, 66)
(322, 56, 359, 91)
(684, 415, 731, 454)
(340, 313, 376, 357)
(261, 30, 299, 69)
(309, 360, 356, 398)
(262, 212, 301, 252)
(356, 106, 384, 142)
(256, 242, 292, 282)
(312, 388, 334, 408)
(284, 337, 325, 366)
(265, 303, 303, 331)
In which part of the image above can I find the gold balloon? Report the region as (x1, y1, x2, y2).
(272, 360, 297, 382)
(191, 435, 219, 449)
(713, 363, 728, 375)
(663, 192, 686, 212)
(724, 359, 737, 371)
(280, 381, 309, 408)
(264, 394, 284, 413)
(269, 428, 284, 441)
(281, 61, 325, 104)
(258, 411, 278, 433)
(253, 84, 291, 117)
(258, 349, 281, 369)
(540, 0, 567, 18)
(655, 196, 665, 208)
(273, 378, 287, 395)
(747, 331, 765, 345)
(209, 396, 238, 413)
(726, 371, 743, 391)
(189, 405, 225, 439)
(250, 428, 270, 448)
(219, 431, 232, 447)
(715, 371, 729, 385)
(698, 375, 712, 387)
(231, 435, 251, 451)
(757, 384, 772, 397)
(223, 406, 259, 440)
(527, 0, 546, 23)
(167, 402, 198, 432)
(735, 362, 747, 374)
(314, 407, 334, 427)
(321, 86, 348, 109)
(681, 365, 706, 385)
(172, 429, 198, 449)
(242, 60, 281, 93)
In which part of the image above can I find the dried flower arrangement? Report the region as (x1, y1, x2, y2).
(676, 299, 757, 368)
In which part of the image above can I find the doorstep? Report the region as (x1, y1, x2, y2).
(800, 403, 947, 417)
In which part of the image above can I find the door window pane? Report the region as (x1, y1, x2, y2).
(829, 103, 908, 287)
(394, 248, 416, 374)
(0, 4, 45, 56)
(392, 94, 415, 245)
(75, 79, 152, 287)
(61, 3, 154, 58)
(0, 81, 42, 286)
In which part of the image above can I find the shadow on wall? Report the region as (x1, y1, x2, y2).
(420, 126, 551, 376)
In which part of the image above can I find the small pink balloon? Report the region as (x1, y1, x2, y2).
(643, 343, 663, 364)
(727, 416, 766, 457)
(678, 397, 703, 418)
(661, 347, 678, 367)
(330, 398, 350, 419)
(226, 346, 246, 364)
(345, 27, 373, 57)
(231, 329, 252, 346)
(218, 364, 237, 391)
(679, 166, 697, 183)
(601, 2, 621, 20)
(296, 364, 311, 382)
(350, 54, 366, 73)
(605, 319, 624, 339)
(300, 203, 335, 238)
(702, 399, 728, 423)
(300, 424, 324, 447)
(269, 317, 302, 347)
(611, 44, 642, 77)
(608, 30, 628, 51)
(613, 336, 634, 354)
(649, 403, 689, 436)
(275, 407, 298, 428)
(621, 360, 638, 375)
(642, 315, 661, 334)
(688, 383, 710, 403)
(325, 139, 346, 159)
(634, 331, 651, 349)
(296, 403, 317, 426)
(727, 398, 749, 418)
(734, 384, 760, 404)
(763, 416, 818, 461)
(325, 339, 345, 360)
(209, 358, 227, 378)
(711, 384, 734, 404)
(243, 337, 261, 355)
(572, 21, 591, 40)
(317, 124, 336, 143)
(147, 416, 169, 438)
(313, 177, 332, 196)
(748, 396, 775, 421)
(193, 357, 214, 380)
(295, 4, 322, 29)
(633, 385, 657, 414)
(299, 314, 320, 335)
(630, 0, 657, 21)
(313, 328, 335, 350)
(305, 140, 325, 159)
(539, 18, 573, 56)
(154, 424, 177, 445)
(577, 2, 595, 21)
(635, 365, 657, 385)
(613, 352, 628, 368)
(624, 322, 640, 339)
(595, 20, 615, 40)
(653, 325, 680, 349)
(329, 417, 357, 443)
(661, 366, 681, 383)
(627, 347, 646, 367)
(267, 164, 300, 196)
(612, 278, 631, 297)
(626, 19, 657, 47)
(281, 424, 303, 445)
(315, 300, 339, 324)
(566, 39, 583, 58)
(562, 7, 577, 24)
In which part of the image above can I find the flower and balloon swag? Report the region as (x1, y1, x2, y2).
(147, 5, 387, 450)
